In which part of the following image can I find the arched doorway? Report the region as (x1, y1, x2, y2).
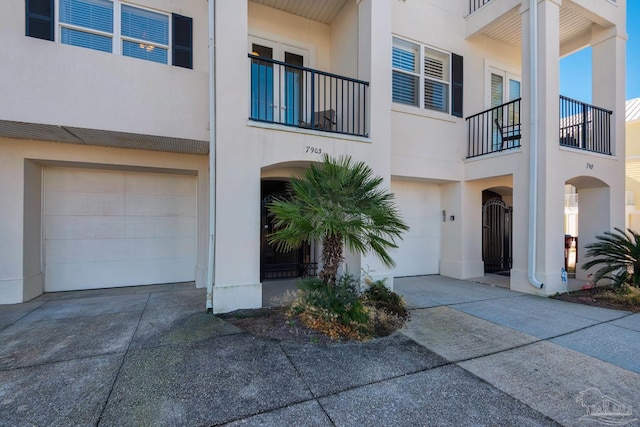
(482, 190, 513, 273)
(260, 180, 317, 281)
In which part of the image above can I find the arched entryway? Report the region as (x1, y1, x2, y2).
(482, 188, 513, 274)
(565, 176, 611, 281)
(260, 179, 318, 281)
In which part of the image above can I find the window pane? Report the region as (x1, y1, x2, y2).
(392, 38, 419, 73)
(122, 40, 167, 63)
(424, 48, 449, 81)
(509, 79, 521, 101)
(491, 73, 503, 107)
(424, 79, 449, 112)
(61, 27, 112, 52)
(251, 44, 273, 59)
(121, 5, 168, 45)
(60, 0, 113, 33)
(392, 71, 419, 106)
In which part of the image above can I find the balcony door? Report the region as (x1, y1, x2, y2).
(250, 36, 308, 126)
(488, 67, 521, 150)
(488, 68, 520, 108)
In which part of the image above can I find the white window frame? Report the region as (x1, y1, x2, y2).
(56, 0, 172, 64)
(248, 34, 312, 122)
(392, 36, 452, 114)
(484, 60, 521, 109)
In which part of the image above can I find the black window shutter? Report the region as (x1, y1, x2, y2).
(172, 14, 193, 69)
(451, 53, 463, 118)
(26, 0, 54, 41)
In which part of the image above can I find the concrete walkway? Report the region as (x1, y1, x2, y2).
(0, 276, 638, 426)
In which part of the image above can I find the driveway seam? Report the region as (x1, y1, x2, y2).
(277, 341, 337, 426)
(96, 292, 151, 427)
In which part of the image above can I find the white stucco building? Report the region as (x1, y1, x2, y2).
(0, 0, 626, 312)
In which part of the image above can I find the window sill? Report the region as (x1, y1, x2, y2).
(391, 103, 459, 123)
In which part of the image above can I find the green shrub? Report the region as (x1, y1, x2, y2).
(362, 280, 408, 318)
(295, 274, 368, 325)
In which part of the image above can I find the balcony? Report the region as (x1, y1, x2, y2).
(469, 0, 493, 15)
(466, 96, 612, 158)
(559, 95, 612, 155)
(248, 55, 369, 137)
(466, 98, 521, 158)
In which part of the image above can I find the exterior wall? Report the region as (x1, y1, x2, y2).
(0, 138, 208, 304)
(0, 0, 208, 141)
(0, 0, 627, 308)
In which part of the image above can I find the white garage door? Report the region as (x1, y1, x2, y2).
(391, 179, 441, 277)
(44, 167, 196, 292)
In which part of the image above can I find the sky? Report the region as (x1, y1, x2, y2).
(559, 1, 640, 103)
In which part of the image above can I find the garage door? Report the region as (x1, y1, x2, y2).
(391, 179, 441, 277)
(44, 167, 196, 292)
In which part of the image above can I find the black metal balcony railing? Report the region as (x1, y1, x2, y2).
(466, 98, 521, 158)
(248, 55, 369, 137)
(469, 0, 493, 14)
(559, 95, 612, 155)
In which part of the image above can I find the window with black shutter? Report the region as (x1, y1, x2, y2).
(172, 14, 193, 69)
(26, 0, 54, 41)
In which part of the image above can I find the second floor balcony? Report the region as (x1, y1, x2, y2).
(248, 55, 369, 138)
(466, 96, 612, 158)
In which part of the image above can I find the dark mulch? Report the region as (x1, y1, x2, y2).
(218, 307, 333, 344)
(551, 287, 640, 312)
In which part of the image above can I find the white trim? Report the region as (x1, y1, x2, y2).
(55, 0, 173, 65)
(392, 35, 452, 114)
(248, 30, 316, 69)
(484, 59, 521, 109)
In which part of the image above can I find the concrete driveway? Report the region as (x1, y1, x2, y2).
(0, 276, 639, 426)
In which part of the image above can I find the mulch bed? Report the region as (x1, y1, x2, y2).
(218, 307, 333, 344)
(551, 287, 640, 312)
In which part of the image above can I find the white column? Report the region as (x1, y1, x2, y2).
(212, 0, 262, 313)
(513, 0, 564, 295)
(357, 0, 395, 286)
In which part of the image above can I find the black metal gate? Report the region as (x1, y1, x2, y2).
(260, 194, 318, 281)
(482, 198, 512, 273)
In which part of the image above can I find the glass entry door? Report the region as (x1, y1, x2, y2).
(250, 37, 307, 126)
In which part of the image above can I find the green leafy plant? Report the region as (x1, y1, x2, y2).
(581, 227, 640, 288)
(362, 280, 408, 318)
(295, 275, 368, 325)
(267, 154, 409, 287)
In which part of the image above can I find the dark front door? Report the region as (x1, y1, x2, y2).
(260, 188, 317, 281)
(482, 198, 512, 273)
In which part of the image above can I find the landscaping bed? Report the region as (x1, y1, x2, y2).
(552, 285, 640, 312)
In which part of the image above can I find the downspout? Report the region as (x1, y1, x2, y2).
(528, 0, 543, 289)
(206, 0, 216, 309)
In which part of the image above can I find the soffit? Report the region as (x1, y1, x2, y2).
(0, 120, 209, 155)
(249, 0, 348, 24)
(626, 161, 640, 184)
(480, 5, 594, 48)
(627, 98, 640, 122)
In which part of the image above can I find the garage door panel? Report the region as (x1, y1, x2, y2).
(124, 173, 196, 195)
(45, 216, 127, 240)
(391, 180, 441, 277)
(45, 237, 195, 264)
(124, 194, 196, 217)
(46, 192, 125, 216)
(46, 169, 125, 193)
(46, 216, 195, 240)
(44, 167, 196, 292)
(46, 258, 195, 291)
(125, 217, 195, 238)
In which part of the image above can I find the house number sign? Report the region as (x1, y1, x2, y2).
(306, 146, 322, 154)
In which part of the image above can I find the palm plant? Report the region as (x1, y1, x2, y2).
(581, 227, 640, 288)
(267, 154, 409, 287)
